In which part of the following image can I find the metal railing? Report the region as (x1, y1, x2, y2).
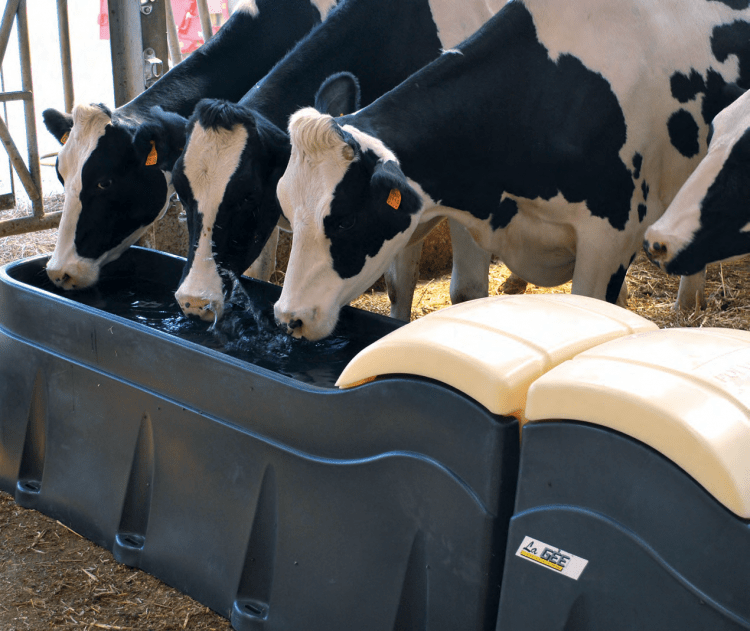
(0, 0, 217, 238)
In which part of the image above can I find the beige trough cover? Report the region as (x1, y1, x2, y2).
(336, 294, 657, 416)
(525, 327, 750, 519)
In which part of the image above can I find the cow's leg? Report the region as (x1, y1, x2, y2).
(243, 226, 279, 281)
(674, 270, 707, 311)
(385, 241, 423, 321)
(448, 219, 491, 304)
(571, 238, 634, 305)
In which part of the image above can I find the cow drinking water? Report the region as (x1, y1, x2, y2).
(41, 0, 338, 291)
(171, 0, 499, 323)
(644, 85, 750, 277)
(273, 0, 750, 341)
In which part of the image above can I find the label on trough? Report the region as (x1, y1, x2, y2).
(515, 536, 588, 580)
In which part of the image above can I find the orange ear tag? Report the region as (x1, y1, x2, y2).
(60, 131, 69, 145)
(145, 140, 158, 166)
(386, 188, 401, 210)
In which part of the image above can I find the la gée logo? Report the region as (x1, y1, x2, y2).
(515, 536, 589, 580)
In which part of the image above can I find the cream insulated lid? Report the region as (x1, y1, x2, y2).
(337, 294, 657, 417)
(525, 327, 750, 518)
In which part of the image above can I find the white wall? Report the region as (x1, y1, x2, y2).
(2, 0, 114, 202)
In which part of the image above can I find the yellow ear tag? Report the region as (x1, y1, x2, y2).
(145, 140, 158, 166)
(60, 131, 69, 145)
(386, 188, 401, 210)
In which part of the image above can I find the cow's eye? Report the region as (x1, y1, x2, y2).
(98, 178, 112, 190)
(337, 216, 356, 231)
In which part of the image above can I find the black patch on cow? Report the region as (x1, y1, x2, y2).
(702, 70, 744, 125)
(637, 204, 647, 222)
(492, 197, 519, 230)
(75, 125, 168, 260)
(709, 0, 750, 11)
(667, 126, 750, 275)
(632, 153, 643, 180)
(212, 116, 290, 278)
(193, 98, 254, 131)
(326, 151, 422, 279)
(641, 180, 649, 201)
(605, 264, 628, 304)
(711, 21, 750, 88)
(368, 0, 634, 232)
(670, 69, 706, 103)
(606, 253, 634, 304)
(668, 109, 701, 157)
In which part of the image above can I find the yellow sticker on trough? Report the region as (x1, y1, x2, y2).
(145, 140, 158, 166)
(387, 188, 401, 209)
(60, 132, 69, 145)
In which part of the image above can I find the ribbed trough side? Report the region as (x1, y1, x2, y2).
(0, 248, 519, 631)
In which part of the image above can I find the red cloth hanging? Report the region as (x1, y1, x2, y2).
(99, 1, 229, 54)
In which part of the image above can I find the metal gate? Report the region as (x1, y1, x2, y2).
(0, 0, 219, 239)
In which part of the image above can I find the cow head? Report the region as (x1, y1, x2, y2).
(173, 72, 361, 322)
(274, 106, 424, 341)
(42, 104, 186, 290)
(644, 90, 750, 276)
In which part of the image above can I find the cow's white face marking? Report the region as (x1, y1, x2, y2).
(645, 92, 750, 266)
(175, 122, 249, 321)
(274, 109, 420, 340)
(47, 105, 111, 290)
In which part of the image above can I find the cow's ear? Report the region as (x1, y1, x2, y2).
(133, 106, 188, 170)
(43, 108, 74, 145)
(370, 160, 422, 216)
(314, 72, 361, 117)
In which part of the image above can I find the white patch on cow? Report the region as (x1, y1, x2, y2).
(232, 0, 259, 16)
(428, 0, 496, 49)
(175, 121, 249, 321)
(310, 0, 338, 21)
(46, 105, 111, 289)
(441, 49, 463, 56)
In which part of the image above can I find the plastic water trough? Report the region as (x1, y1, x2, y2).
(1, 246, 668, 631)
(497, 327, 750, 631)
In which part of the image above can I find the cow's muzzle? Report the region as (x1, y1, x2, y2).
(643, 239, 669, 267)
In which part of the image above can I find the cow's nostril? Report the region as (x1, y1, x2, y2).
(288, 318, 303, 330)
(653, 242, 667, 254)
(61, 273, 71, 283)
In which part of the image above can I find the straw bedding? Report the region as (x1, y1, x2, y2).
(1, 201, 749, 630)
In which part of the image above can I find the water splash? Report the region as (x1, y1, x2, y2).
(39, 270, 382, 388)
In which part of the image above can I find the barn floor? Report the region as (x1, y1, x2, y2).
(2, 201, 750, 630)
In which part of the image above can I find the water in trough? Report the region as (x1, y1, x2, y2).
(8, 249, 402, 388)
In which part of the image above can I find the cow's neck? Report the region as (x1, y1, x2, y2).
(239, 0, 445, 130)
(119, 0, 324, 120)
(349, 2, 549, 218)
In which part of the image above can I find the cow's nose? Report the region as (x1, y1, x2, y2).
(47, 268, 73, 288)
(643, 239, 668, 262)
(178, 295, 224, 322)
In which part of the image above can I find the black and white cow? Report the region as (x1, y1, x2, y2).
(41, 0, 338, 291)
(644, 85, 750, 277)
(172, 0, 498, 322)
(273, 0, 750, 341)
